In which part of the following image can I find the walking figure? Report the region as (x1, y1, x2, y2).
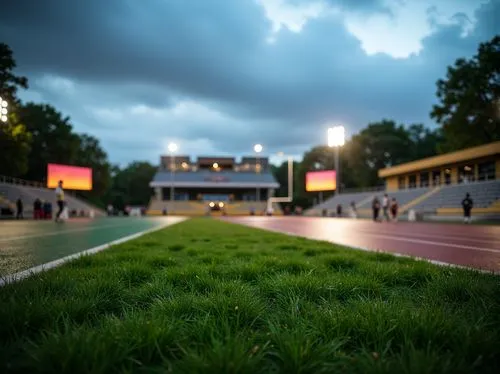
(55, 180, 65, 223)
(461, 193, 473, 224)
(382, 193, 390, 221)
(16, 197, 23, 219)
(390, 198, 399, 222)
(372, 197, 381, 222)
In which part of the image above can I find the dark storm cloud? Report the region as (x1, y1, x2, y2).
(1, 0, 499, 164)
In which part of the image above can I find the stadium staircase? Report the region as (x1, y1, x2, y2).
(0, 181, 105, 217)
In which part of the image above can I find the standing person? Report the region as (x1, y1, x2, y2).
(336, 204, 343, 217)
(16, 197, 23, 219)
(382, 193, 390, 221)
(390, 198, 399, 222)
(55, 180, 65, 222)
(372, 197, 380, 222)
(350, 201, 357, 219)
(461, 193, 473, 224)
(33, 198, 42, 219)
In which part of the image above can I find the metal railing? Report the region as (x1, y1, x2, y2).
(0, 175, 45, 188)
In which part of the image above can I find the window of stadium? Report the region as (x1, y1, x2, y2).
(459, 165, 474, 183)
(398, 176, 406, 190)
(408, 175, 417, 189)
(419, 172, 429, 187)
(432, 170, 441, 186)
(478, 161, 495, 181)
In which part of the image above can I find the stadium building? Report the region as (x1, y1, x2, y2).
(147, 155, 281, 215)
(379, 141, 500, 190)
(308, 141, 500, 221)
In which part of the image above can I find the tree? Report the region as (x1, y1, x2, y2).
(18, 103, 80, 182)
(0, 112, 32, 177)
(0, 43, 28, 105)
(406, 124, 443, 161)
(106, 162, 157, 210)
(0, 43, 31, 177)
(431, 35, 500, 152)
(75, 134, 112, 206)
(343, 120, 413, 187)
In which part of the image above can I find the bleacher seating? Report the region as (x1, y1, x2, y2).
(0, 182, 105, 217)
(306, 180, 500, 218)
(411, 180, 500, 212)
(368, 187, 432, 209)
(306, 190, 379, 215)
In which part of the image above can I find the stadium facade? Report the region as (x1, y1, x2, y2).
(148, 155, 280, 215)
(379, 141, 500, 191)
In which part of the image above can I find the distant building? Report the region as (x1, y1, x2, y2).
(148, 155, 279, 215)
(379, 141, 500, 191)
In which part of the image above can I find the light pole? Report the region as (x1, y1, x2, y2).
(254, 144, 263, 202)
(327, 126, 345, 194)
(168, 142, 178, 205)
(0, 97, 8, 122)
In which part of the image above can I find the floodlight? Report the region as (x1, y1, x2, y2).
(327, 126, 345, 147)
(254, 144, 263, 153)
(168, 142, 178, 153)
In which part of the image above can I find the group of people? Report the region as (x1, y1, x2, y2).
(14, 180, 67, 222)
(372, 194, 399, 222)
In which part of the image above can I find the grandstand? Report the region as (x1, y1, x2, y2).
(0, 178, 105, 218)
(307, 141, 500, 220)
(147, 155, 282, 216)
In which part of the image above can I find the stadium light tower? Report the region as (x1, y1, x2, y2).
(254, 144, 263, 202)
(327, 126, 345, 194)
(168, 142, 178, 203)
(0, 97, 8, 122)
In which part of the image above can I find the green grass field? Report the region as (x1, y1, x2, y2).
(1, 218, 499, 373)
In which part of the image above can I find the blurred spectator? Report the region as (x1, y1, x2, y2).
(16, 197, 23, 219)
(34, 198, 42, 219)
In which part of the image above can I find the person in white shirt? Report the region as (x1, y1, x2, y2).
(382, 194, 389, 221)
(55, 180, 65, 222)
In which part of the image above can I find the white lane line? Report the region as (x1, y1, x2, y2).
(0, 221, 162, 242)
(252, 221, 500, 254)
(0, 217, 187, 287)
(360, 232, 500, 253)
(348, 227, 500, 245)
(238, 224, 500, 275)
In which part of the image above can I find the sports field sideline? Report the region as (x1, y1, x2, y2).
(0, 217, 499, 373)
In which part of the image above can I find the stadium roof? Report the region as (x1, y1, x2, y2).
(149, 170, 279, 188)
(378, 141, 500, 178)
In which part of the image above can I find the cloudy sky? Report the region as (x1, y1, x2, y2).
(1, 0, 498, 166)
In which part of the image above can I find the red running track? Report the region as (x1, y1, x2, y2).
(220, 216, 500, 273)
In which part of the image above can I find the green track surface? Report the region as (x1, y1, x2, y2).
(0, 217, 183, 276)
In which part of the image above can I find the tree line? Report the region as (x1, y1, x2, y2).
(0, 43, 157, 209)
(272, 35, 499, 207)
(1, 35, 499, 209)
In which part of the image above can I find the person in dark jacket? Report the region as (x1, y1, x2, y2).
(16, 198, 23, 219)
(462, 193, 473, 224)
(336, 204, 342, 217)
(33, 198, 42, 219)
(372, 197, 380, 222)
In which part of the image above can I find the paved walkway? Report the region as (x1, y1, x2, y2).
(221, 217, 500, 273)
(0, 217, 185, 276)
